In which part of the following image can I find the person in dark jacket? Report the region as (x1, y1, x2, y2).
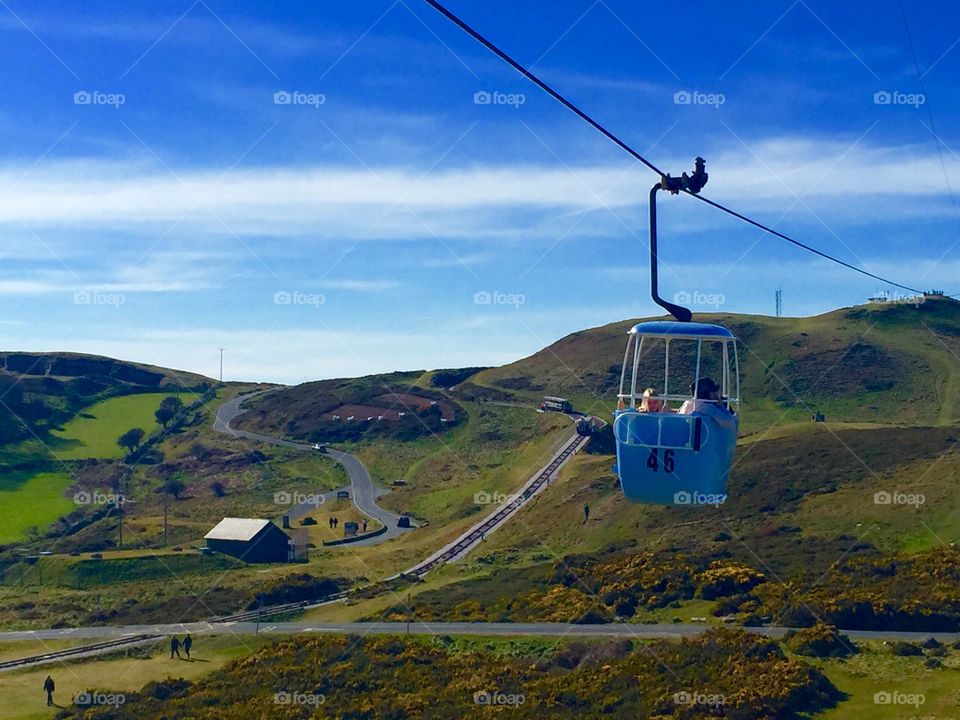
(183, 633, 193, 659)
(43, 675, 55, 706)
(170, 635, 181, 659)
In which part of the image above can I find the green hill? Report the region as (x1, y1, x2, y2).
(468, 297, 960, 432)
(0, 351, 213, 448)
(232, 298, 960, 440)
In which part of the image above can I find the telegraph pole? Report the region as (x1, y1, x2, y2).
(218, 347, 225, 382)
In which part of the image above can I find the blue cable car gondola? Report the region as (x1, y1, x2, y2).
(612, 159, 740, 506)
(613, 321, 739, 505)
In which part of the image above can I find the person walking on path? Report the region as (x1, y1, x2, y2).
(183, 633, 193, 660)
(43, 675, 55, 706)
(583, 503, 590, 523)
(362, 518, 368, 533)
(170, 636, 181, 659)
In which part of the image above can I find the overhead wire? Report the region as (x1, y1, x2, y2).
(421, 0, 928, 296)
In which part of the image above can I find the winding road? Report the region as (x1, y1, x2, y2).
(214, 393, 411, 546)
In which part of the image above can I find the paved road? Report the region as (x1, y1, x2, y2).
(3, 622, 957, 643)
(214, 393, 411, 545)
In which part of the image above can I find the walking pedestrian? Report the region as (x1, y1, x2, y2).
(183, 633, 193, 660)
(170, 635, 181, 659)
(43, 675, 55, 706)
(362, 518, 368, 532)
(583, 503, 590, 523)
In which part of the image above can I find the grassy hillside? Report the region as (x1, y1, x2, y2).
(0, 351, 212, 448)
(0, 470, 74, 544)
(0, 635, 271, 720)
(52, 631, 840, 720)
(232, 370, 464, 443)
(0, 389, 216, 548)
(51, 392, 201, 460)
(468, 298, 960, 432)
(342, 418, 960, 634)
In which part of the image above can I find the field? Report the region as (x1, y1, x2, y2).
(0, 635, 271, 720)
(51, 392, 201, 460)
(0, 391, 209, 546)
(0, 471, 74, 545)
(812, 643, 960, 719)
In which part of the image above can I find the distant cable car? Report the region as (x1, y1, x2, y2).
(612, 159, 740, 506)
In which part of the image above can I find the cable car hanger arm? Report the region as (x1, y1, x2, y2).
(650, 158, 709, 322)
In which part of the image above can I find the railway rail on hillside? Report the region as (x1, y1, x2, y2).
(402, 429, 590, 578)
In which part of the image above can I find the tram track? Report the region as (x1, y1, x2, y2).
(401, 428, 590, 577)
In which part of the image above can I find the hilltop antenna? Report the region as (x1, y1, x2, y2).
(218, 347, 225, 383)
(775, 288, 782, 317)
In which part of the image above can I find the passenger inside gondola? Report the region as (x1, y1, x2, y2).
(678, 378, 736, 429)
(638, 387, 664, 412)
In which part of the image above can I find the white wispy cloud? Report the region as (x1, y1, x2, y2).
(0, 137, 956, 243)
(0, 250, 230, 295)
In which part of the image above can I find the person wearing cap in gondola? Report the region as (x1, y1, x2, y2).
(678, 378, 735, 430)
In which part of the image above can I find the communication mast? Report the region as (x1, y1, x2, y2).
(775, 288, 782, 317)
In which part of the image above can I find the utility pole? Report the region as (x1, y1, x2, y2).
(163, 490, 168, 548)
(218, 347, 225, 383)
(775, 288, 782, 318)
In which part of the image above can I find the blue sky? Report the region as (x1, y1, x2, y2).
(1, 0, 958, 383)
